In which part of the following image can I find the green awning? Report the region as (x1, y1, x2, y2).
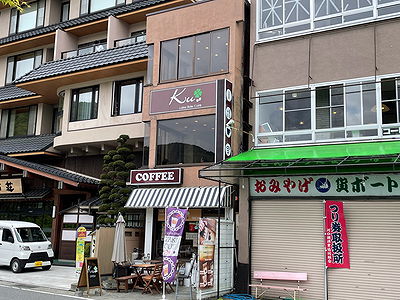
(228, 140, 400, 161)
(200, 141, 400, 184)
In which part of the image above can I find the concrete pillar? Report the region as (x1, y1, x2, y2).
(54, 29, 78, 60)
(107, 16, 130, 49)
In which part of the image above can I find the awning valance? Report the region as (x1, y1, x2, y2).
(125, 186, 231, 209)
(200, 140, 400, 184)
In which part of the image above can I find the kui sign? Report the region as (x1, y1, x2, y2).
(150, 82, 216, 114)
(129, 168, 182, 185)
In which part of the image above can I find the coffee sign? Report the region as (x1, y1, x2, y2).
(129, 168, 182, 185)
(150, 82, 216, 114)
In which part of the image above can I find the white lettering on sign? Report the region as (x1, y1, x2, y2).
(169, 88, 202, 106)
(135, 172, 176, 182)
(129, 168, 182, 185)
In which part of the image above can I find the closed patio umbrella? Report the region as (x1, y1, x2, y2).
(111, 213, 127, 264)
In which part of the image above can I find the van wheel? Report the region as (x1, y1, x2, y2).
(42, 265, 51, 271)
(11, 259, 23, 273)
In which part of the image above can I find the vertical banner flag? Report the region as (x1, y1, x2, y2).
(198, 218, 217, 289)
(325, 201, 350, 268)
(76, 226, 87, 274)
(162, 207, 188, 283)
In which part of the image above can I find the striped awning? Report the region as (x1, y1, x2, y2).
(125, 186, 231, 208)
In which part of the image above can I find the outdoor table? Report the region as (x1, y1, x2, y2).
(131, 263, 157, 290)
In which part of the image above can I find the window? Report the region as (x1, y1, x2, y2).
(157, 115, 215, 165)
(257, 79, 382, 146)
(52, 91, 64, 134)
(114, 31, 146, 47)
(70, 86, 99, 122)
(160, 28, 229, 82)
(6, 50, 42, 84)
(61, 39, 107, 59)
(0, 105, 37, 138)
(61, 1, 70, 22)
(257, 0, 400, 41)
(2, 228, 14, 243)
(146, 44, 154, 85)
(113, 78, 143, 116)
(381, 78, 400, 125)
(9, 0, 45, 34)
(80, 0, 125, 15)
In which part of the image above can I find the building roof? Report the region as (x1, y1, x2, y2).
(0, 188, 51, 200)
(15, 42, 148, 84)
(0, 85, 36, 102)
(0, 155, 100, 186)
(0, 0, 172, 46)
(0, 134, 56, 154)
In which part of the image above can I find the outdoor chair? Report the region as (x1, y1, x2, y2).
(175, 254, 196, 300)
(142, 263, 163, 294)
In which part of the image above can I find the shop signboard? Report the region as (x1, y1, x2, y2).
(162, 207, 188, 283)
(129, 168, 182, 185)
(216, 79, 233, 162)
(76, 227, 87, 275)
(251, 174, 400, 197)
(150, 82, 216, 114)
(0, 178, 22, 194)
(325, 201, 350, 268)
(198, 218, 216, 289)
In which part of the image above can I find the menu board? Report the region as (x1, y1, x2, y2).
(77, 257, 102, 295)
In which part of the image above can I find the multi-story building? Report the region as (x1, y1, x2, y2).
(200, 0, 400, 298)
(0, 2, 250, 293)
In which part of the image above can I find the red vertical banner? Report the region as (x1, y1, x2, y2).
(325, 201, 350, 268)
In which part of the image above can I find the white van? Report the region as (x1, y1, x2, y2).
(0, 221, 54, 273)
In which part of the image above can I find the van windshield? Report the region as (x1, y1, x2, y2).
(15, 227, 47, 243)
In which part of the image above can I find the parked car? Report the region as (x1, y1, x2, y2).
(0, 221, 54, 273)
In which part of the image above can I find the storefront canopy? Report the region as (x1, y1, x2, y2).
(125, 186, 231, 208)
(200, 140, 400, 184)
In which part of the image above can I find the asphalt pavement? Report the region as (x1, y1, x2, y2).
(0, 284, 87, 300)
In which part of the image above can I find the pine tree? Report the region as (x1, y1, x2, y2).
(97, 135, 135, 224)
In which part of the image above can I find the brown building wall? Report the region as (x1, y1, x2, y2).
(251, 19, 400, 91)
(144, 0, 245, 181)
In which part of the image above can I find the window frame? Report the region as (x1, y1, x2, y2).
(255, 75, 391, 147)
(60, 0, 70, 22)
(257, 0, 400, 42)
(0, 105, 38, 138)
(9, 0, 46, 35)
(159, 28, 230, 83)
(6, 50, 43, 84)
(61, 39, 107, 59)
(70, 85, 99, 122)
(80, 0, 126, 15)
(112, 78, 143, 116)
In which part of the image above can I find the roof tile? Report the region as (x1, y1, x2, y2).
(15, 42, 148, 83)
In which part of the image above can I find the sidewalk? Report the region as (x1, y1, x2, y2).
(0, 266, 194, 300)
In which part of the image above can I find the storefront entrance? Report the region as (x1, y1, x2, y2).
(251, 199, 400, 300)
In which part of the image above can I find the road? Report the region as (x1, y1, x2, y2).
(0, 284, 87, 300)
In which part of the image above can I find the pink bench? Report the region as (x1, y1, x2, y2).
(249, 271, 307, 300)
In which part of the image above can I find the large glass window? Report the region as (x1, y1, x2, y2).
(0, 105, 37, 138)
(80, 0, 125, 15)
(9, 0, 45, 35)
(70, 86, 99, 122)
(6, 50, 42, 84)
(157, 115, 215, 165)
(257, 79, 384, 146)
(258, 0, 400, 41)
(113, 78, 143, 116)
(160, 28, 229, 82)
